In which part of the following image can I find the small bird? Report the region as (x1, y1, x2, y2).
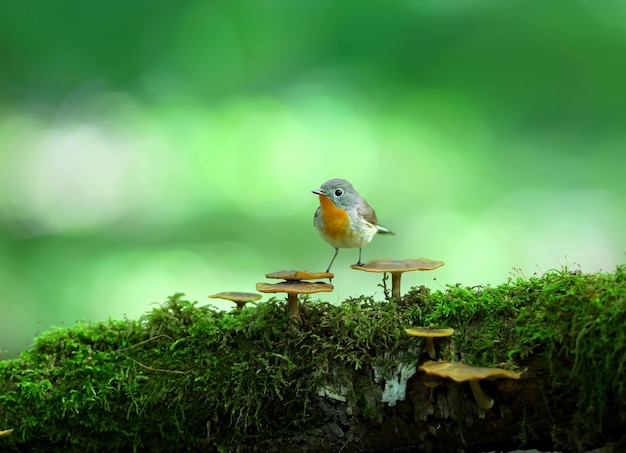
(312, 178, 394, 272)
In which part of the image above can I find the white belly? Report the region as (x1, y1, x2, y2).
(315, 218, 378, 249)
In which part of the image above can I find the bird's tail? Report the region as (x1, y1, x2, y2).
(377, 225, 394, 235)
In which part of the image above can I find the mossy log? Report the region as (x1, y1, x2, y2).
(1, 267, 625, 452)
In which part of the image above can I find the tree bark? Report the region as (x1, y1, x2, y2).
(255, 355, 625, 453)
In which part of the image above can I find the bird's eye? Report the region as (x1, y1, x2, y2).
(334, 189, 343, 197)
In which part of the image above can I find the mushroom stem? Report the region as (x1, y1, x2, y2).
(423, 381, 439, 402)
(426, 337, 436, 359)
(287, 294, 302, 324)
(469, 379, 494, 410)
(391, 272, 402, 298)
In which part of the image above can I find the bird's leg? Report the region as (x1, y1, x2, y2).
(355, 248, 363, 266)
(326, 248, 339, 273)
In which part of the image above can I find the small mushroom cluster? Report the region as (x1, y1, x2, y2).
(205, 257, 445, 332)
(256, 270, 334, 324)
(207, 270, 334, 326)
(405, 327, 524, 410)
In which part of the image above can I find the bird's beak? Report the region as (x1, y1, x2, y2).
(312, 189, 325, 196)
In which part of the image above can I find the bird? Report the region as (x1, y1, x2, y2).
(312, 178, 393, 272)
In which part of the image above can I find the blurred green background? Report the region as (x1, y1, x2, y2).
(1, 0, 625, 358)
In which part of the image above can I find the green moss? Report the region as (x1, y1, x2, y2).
(1, 266, 625, 451)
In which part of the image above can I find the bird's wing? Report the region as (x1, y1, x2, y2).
(357, 199, 378, 226)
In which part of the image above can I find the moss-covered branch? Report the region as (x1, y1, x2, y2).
(1, 266, 625, 452)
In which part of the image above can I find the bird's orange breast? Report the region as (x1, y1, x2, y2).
(318, 195, 350, 240)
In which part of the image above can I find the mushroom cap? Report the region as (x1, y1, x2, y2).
(256, 281, 334, 295)
(0, 429, 13, 437)
(419, 360, 523, 382)
(351, 258, 445, 273)
(265, 270, 334, 281)
(208, 292, 262, 302)
(405, 327, 455, 338)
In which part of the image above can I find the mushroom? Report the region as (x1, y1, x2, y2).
(405, 327, 454, 359)
(256, 281, 333, 324)
(423, 380, 440, 402)
(418, 360, 523, 410)
(265, 270, 334, 281)
(208, 292, 262, 310)
(0, 429, 13, 438)
(351, 258, 444, 298)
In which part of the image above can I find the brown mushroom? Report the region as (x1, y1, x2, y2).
(0, 429, 13, 438)
(208, 292, 262, 310)
(351, 258, 444, 298)
(405, 327, 454, 359)
(423, 380, 440, 402)
(265, 270, 334, 281)
(419, 360, 523, 410)
(256, 281, 333, 323)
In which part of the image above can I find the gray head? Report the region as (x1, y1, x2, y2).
(312, 178, 360, 209)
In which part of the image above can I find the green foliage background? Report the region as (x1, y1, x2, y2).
(1, 0, 625, 357)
